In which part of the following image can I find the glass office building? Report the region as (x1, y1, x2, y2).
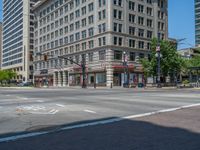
(2, 0, 37, 82)
(195, 0, 200, 46)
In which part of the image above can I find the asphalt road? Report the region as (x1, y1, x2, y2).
(0, 87, 200, 149)
(0, 106, 200, 150)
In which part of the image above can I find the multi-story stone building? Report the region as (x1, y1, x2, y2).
(1, 0, 37, 82)
(178, 47, 200, 59)
(33, 0, 168, 87)
(195, 0, 200, 46)
(0, 22, 2, 69)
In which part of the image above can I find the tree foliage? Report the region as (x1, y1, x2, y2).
(0, 70, 17, 85)
(140, 38, 185, 80)
(187, 56, 200, 68)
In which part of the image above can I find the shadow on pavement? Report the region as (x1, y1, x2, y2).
(0, 117, 200, 150)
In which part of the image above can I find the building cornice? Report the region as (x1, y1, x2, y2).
(33, 0, 49, 11)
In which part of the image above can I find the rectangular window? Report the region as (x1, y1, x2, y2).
(114, 51, 122, 60)
(99, 50, 106, 60)
(129, 39, 135, 48)
(130, 52, 135, 61)
(88, 52, 93, 62)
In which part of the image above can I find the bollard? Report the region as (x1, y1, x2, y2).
(110, 83, 113, 89)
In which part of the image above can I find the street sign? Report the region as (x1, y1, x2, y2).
(40, 69, 48, 74)
(156, 46, 160, 52)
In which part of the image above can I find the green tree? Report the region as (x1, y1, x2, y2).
(140, 38, 185, 83)
(0, 70, 17, 86)
(187, 56, 200, 68)
(184, 55, 200, 79)
(6, 70, 17, 80)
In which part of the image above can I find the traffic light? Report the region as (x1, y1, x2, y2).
(44, 54, 48, 61)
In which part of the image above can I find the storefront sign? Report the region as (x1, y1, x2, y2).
(156, 46, 160, 52)
(113, 65, 134, 69)
(40, 69, 48, 75)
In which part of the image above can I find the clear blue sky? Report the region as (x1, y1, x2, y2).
(0, 0, 195, 49)
(168, 0, 195, 49)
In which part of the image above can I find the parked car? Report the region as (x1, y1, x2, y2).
(17, 82, 33, 87)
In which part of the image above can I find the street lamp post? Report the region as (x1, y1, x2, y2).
(156, 33, 161, 88)
(157, 49, 161, 88)
(123, 51, 128, 88)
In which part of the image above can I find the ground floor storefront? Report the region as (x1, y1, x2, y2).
(34, 65, 144, 88)
(112, 65, 144, 87)
(69, 72, 107, 87)
(34, 75, 54, 87)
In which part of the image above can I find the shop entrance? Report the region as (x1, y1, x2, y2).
(90, 76, 94, 84)
(113, 73, 122, 86)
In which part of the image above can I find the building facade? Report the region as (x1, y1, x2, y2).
(195, 0, 200, 46)
(33, 0, 168, 87)
(1, 0, 37, 82)
(178, 47, 200, 59)
(0, 22, 2, 69)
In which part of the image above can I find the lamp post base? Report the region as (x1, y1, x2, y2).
(157, 83, 162, 88)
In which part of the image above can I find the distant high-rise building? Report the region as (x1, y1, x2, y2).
(1, 0, 37, 82)
(195, 0, 200, 46)
(0, 22, 2, 69)
(33, 0, 168, 87)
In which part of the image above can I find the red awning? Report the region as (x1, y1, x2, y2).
(113, 65, 135, 69)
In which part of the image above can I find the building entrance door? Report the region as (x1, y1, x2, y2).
(113, 73, 122, 86)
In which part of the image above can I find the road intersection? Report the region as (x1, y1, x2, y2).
(0, 87, 200, 149)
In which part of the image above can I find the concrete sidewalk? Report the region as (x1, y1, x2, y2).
(39, 85, 198, 91)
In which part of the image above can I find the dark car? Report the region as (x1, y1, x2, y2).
(17, 82, 33, 87)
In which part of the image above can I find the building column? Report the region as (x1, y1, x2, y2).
(106, 49, 113, 87)
(106, 67, 113, 87)
(63, 71, 67, 87)
(58, 71, 62, 87)
(53, 72, 57, 87)
(67, 71, 70, 87)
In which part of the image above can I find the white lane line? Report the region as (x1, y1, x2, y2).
(48, 109, 59, 114)
(1, 103, 200, 143)
(6, 95, 11, 97)
(0, 132, 48, 143)
(56, 104, 66, 108)
(49, 110, 59, 114)
(37, 100, 44, 103)
(16, 97, 30, 100)
(84, 109, 97, 114)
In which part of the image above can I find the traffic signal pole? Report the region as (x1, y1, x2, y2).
(58, 55, 87, 89)
(36, 52, 87, 88)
